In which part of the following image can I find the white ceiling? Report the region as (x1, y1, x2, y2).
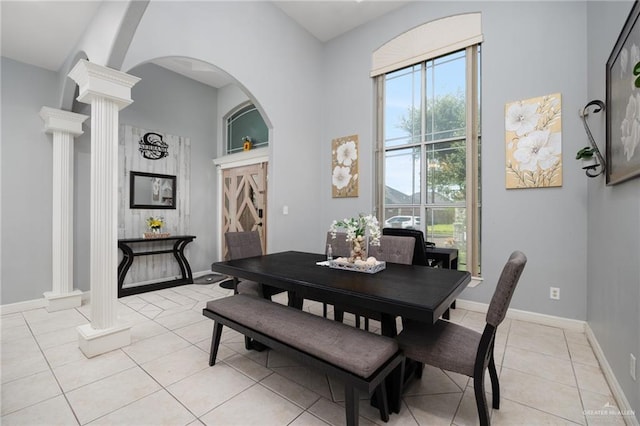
(273, 1, 408, 43)
(1, 1, 408, 88)
(0, 1, 103, 72)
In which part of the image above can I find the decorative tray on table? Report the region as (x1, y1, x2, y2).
(142, 232, 171, 239)
(328, 259, 386, 274)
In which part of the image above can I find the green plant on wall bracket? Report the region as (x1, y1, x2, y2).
(575, 146, 595, 160)
(634, 61, 640, 88)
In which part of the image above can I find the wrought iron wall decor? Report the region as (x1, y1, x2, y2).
(139, 132, 169, 160)
(579, 100, 606, 178)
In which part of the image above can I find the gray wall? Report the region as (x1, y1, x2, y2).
(320, 1, 590, 320)
(586, 0, 640, 416)
(72, 63, 220, 290)
(121, 1, 325, 254)
(0, 58, 220, 303)
(1, 58, 59, 304)
(122, 63, 218, 276)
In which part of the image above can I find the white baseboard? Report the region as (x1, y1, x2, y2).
(120, 270, 214, 289)
(586, 324, 639, 426)
(456, 299, 637, 425)
(0, 272, 216, 316)
(455, 299, 586, 331)
(0, 298, 49, 315)
(1, 290, 93, 316)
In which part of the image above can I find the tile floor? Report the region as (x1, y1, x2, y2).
(0, 280, 631, 425)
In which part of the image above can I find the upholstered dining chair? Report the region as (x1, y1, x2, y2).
(368, 235, 416, 266)
(225, 231, 272, 297)
(334, 235, 415, 330)
(381, 227, 429, 266)
(383, 227, 457, 318)
(395, 250, 527, 426)
(225, 231, 294, 349)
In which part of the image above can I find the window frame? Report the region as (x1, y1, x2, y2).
(374, 44, 481, 276)
(225, 102, 269, 155)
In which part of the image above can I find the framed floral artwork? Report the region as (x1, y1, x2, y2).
(332, 135, 359, 198)
(505, 93, 562, 189)
(606, 1, 640, 185)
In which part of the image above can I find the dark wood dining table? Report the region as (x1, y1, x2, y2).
(210, 250, 471, 337)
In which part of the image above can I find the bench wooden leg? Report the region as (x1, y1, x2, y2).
(389, 358, 405, 414)
(209, 322, 223, 366)
(374, 382, 390, 422)
(245, 337, 268, 352)
(345, 385, 359, 426)
(287, 292, 304, 310)
(244, 336, 253, 351)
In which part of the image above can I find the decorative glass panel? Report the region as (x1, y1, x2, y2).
(227, 104, 268, 154)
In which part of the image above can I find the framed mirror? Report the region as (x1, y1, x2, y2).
(130, 171, 176, 209)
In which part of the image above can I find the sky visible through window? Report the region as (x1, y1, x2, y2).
(384, 51, 466, 196)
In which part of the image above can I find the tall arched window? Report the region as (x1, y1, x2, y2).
(226, 102, 268, 154)
(373, 14, 482, 276)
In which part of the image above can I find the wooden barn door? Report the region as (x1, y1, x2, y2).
(221, 162, 267, 259)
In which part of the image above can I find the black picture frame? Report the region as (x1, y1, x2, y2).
(129, 171, 176, 209)
(606, 0, 640, 185)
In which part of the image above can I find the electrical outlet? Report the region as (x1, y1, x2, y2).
(549, 287, 560, 300)
(631, 353, 637, 381)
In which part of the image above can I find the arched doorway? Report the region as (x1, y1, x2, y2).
(121, 57, 273, 279)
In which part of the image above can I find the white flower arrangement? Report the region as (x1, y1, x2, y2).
(328, 213, 381, 246)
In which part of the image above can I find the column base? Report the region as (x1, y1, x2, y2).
(77, 323, 131, 358)
(44, 290, 83, 312)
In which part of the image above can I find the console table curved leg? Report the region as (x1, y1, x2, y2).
(173, 239, 194, 283)
(118, 244, 136, 298)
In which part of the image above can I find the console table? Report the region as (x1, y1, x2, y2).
(426, 246, 458, 270)
(425, 246, 459, 318)
(117, 235, 196, 297)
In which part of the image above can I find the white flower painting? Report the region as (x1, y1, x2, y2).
(505, 93, 562, 188)
(332, 135, 359, 197)
(620, 92, 640, 162)
(608, 24, 640, 184)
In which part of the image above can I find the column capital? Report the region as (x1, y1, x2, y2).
(40, 107, 88, 136)
(68, 60, 140, 110)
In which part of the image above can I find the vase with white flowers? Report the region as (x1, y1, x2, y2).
(329, 213, 381, 263)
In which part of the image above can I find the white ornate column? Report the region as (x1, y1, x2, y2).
(68, 60, 140, 357)
(40, 107, 88, 312)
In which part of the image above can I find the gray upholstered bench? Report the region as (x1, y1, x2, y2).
(203, 294, 404, 426)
